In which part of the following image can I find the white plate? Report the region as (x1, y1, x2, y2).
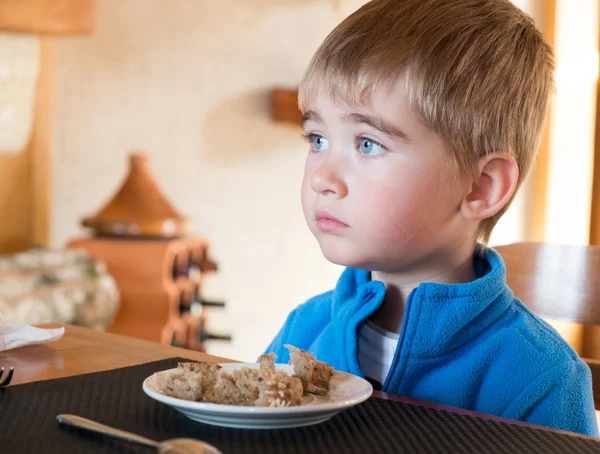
(142, 362, 373, 429)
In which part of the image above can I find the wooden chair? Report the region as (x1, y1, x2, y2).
(495, 242, 600, 411)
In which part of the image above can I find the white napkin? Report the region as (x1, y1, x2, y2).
(0, 314, 64, 352)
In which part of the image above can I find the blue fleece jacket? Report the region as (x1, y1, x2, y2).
(266, 248, 598, 437)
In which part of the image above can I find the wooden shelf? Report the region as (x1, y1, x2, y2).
(0, 0, 95, 35)
(271, 88, 302, 124)
(68, 236, 219, 347)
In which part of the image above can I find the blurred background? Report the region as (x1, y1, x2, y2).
(0, 0, 598, 362)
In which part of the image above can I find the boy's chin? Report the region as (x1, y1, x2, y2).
(319, 244, 377, 271)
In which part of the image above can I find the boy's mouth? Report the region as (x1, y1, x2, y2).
(315, 210, 349, 232)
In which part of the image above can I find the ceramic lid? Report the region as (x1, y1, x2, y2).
(82, 153, 189, 237)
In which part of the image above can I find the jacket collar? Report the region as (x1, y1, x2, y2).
(332, 247, 513, 361)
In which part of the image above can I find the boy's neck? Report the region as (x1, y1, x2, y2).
(369, 251, 477, 334)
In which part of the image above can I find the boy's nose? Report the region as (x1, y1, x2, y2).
(310, 155, 348, 198)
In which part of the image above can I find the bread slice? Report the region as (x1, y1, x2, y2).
(153, 367, 202, 401)
(212, 367, 263, 406)
(153, 361, 221, 401)
(232, 368, 262, 403)
(285, 345, 334, 395)
(255, 371, 303, 407)
(212, 372, 245, 405)
(179, 361, 222, 402)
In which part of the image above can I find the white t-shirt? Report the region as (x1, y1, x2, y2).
(357, 319, 399, 388)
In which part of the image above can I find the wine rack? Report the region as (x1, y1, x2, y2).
(67, 236, 231, 352)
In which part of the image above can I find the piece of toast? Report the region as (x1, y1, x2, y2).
(153, 361, 221, 401)
(255, 371, 303, 407)
(285, 345, 334, 395)
(212, 367, 263, 406)
(180, 361, 222, 402)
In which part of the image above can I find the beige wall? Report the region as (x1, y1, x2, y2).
(52, 0, 365, 361)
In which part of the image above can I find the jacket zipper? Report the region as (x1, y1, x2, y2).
(382, 289, 416, 393)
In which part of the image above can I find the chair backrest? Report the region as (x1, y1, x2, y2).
(495, 242, 600, 410)
(494, 242, 600, 326)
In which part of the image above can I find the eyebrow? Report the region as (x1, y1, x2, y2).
(301, 109, 410, 142)
(344, 113, 410, 142)
(300, 110, 322, 127)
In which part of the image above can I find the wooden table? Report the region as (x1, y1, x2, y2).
(0, 323, 596, 444)
(0, 324, 233, 386)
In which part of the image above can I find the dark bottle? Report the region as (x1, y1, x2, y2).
(198, 324, 232, 343)
(187, 250, 202, 280)
(172, 252, 189, 280)
(178, 290, 190, 314)
(188, 284, 226, 317)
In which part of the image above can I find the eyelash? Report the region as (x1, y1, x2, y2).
(301, 133, 388, 158)
(301, 132, 316, 144)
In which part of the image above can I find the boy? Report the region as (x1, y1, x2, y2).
(266, 0, 598, 437)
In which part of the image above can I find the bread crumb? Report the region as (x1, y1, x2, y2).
(257, 352, 277, 375)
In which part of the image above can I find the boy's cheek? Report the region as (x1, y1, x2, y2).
(361, 189, 447, 241)
(300, 179, 313, 212)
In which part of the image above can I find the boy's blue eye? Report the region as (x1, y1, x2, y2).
(358, 138, 385, 156)
(309, 135, 329, 152)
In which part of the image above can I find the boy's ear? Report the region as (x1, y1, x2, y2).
(461, 153, 519, 221)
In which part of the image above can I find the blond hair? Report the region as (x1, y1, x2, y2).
(298, 0, 555, 243)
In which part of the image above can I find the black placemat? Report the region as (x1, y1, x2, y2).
(1, 358, 599, 454)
